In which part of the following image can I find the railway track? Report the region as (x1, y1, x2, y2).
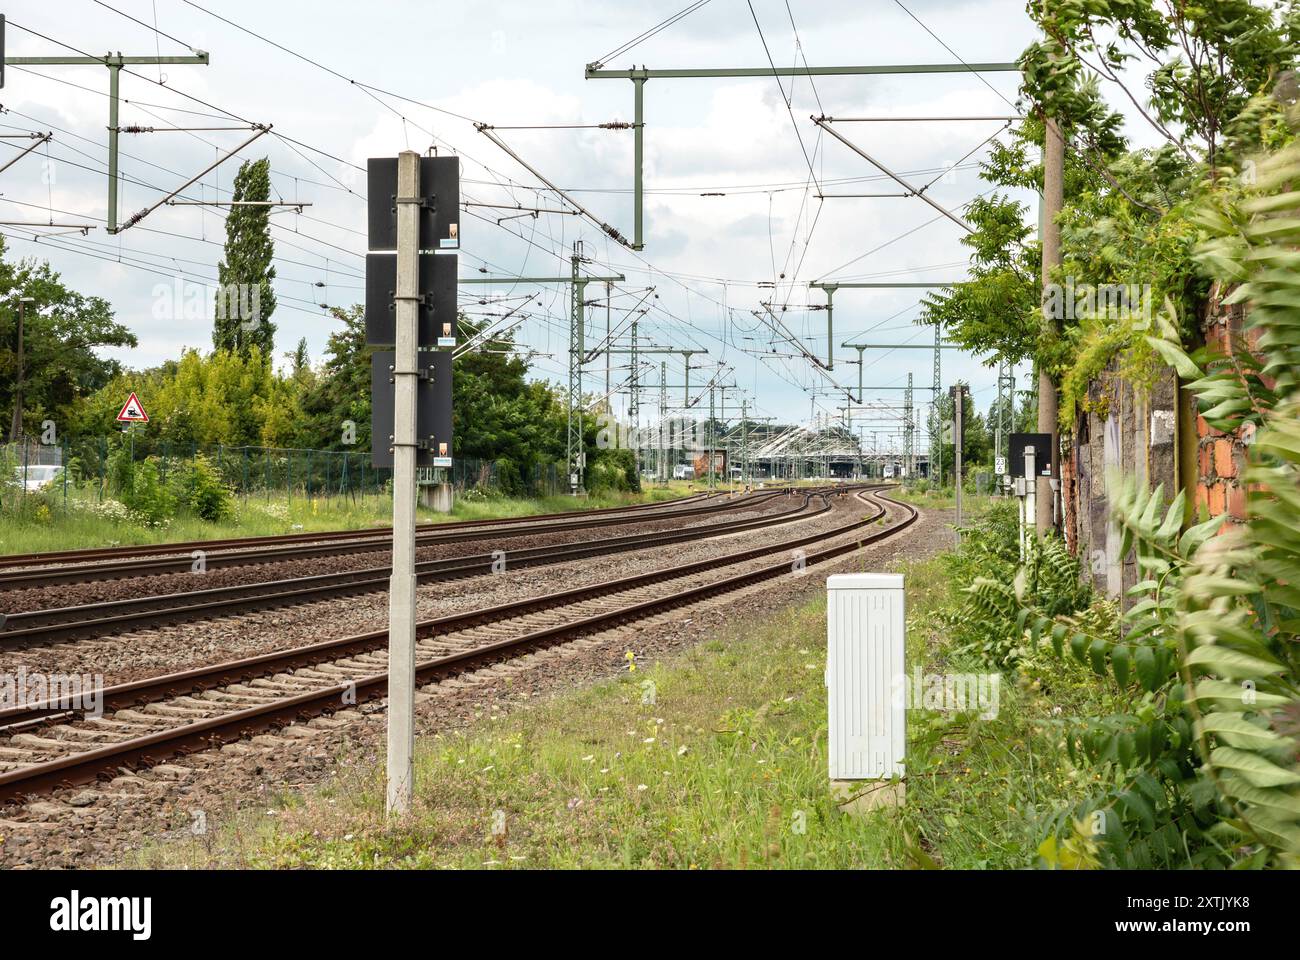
(0, 489, 716, 570)
(0, 487, 915, 802)
(0, 489, 782, 590)
(0, 490, 825, 647)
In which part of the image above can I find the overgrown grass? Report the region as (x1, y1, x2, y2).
(888, 484, 1000, 513)
(135, 537, 1117, 870)
(0, 483, 695, 556)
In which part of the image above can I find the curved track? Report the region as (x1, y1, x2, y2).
(0, 489, 782, 590)
(0, 490, 716, 570)
(0, 488, 915, 802)
(0, 490, 821, 647)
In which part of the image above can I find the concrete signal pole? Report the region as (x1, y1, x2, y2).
(386, 150, 420, 815)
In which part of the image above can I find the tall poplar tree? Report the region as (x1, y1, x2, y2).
(213, 157, 277, 357)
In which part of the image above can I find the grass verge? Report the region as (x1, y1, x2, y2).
(135, 538, 1116, 870)
(889, 485, 998, 513)
(0, 483, 695, 556)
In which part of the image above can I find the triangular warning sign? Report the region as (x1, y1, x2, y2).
(116, 392, 149, 423)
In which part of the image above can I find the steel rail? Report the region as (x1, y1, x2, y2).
(0, 490, 782, 590)
(0, 491, 822, 647)
(0, 490, 913, 799)
(0, 491, 855, 725)
(0, 490, 720, 570)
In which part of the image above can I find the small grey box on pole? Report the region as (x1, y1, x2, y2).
(387, 150, 420, 815)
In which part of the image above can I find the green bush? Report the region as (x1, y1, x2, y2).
(493, 457, 524, 497)
(105, 443, 134, 496)
(121, 459, 175, 526)
(167, 455, 234, 522)
(943, 503, 1092, 667)
(585, 448, 638, 494)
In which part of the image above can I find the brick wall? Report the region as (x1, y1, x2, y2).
(1195, 289, 1254, 527)
(1068, 283, 1258, 600)
(1070, 362, 1179, 597)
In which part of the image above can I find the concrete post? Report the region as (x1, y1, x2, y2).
(386, 150, 420, 816)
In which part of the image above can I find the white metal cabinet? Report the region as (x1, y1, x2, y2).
(826, 573, 905, 781)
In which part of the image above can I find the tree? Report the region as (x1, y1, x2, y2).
(927, 1, 1300, 443)
(286, 337, 311, 380)
(932, 389, 991, 482)
(291, 311, 577, 490)
(213, 157, 277, 358)
(0, 239, 137, 441)
(452, 320, 569, 492)
(1025, 0, 1300, 178)
(295, 305, 370, 451)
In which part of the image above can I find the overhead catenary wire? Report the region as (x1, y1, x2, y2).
(588, 0, 714, 69)
(10, 7, 995, 424)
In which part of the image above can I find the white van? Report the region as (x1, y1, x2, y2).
(16, 464, 62, 491)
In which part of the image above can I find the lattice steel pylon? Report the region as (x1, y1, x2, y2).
(567, 242, 590, 494)
(931, 320, 942, 484)
(628, 316, 640, 422)
(658, 360, 668, 483)
(903, 372, 914, 479)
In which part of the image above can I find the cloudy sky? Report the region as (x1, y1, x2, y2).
(2, 0, 1053, 451)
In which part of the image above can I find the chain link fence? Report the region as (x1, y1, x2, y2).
(2, 438, 566, 514)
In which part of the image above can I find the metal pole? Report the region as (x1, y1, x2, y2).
(633, 74, 645, 251)
(567, 247, 588, 494)
(1024, 447, 1037, 558)
(719, 386, 727, 487)
(825, 287, 834, 370)
(630, 316, 640, 478)
(386, 150, 420, 816)
(9, 298, 25, 441)
(903, 374, 913, 480)
(659, 360, 667, 483)
(933, 321, 942, 483)
(108, 60, 121, 233)
(709, 384, 716, 490)
(742, 399, 749, 485)
(1038, 118, 1064, 534)
(3, 52, 207, 230)
(954, 385, 964, 533)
